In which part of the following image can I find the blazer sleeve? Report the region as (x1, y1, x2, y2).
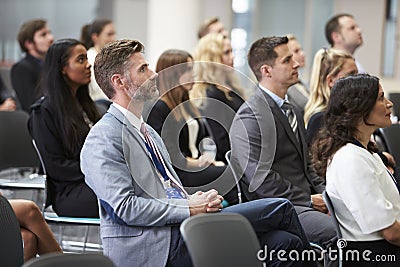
(81, 116, 190, 227)
(29, 102, 84, 183)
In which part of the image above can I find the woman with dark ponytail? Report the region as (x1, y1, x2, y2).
(29, 39, 100, 218)
(80, 19, 115, 103)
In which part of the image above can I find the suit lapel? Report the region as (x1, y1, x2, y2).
(260, 90, 303, 157)
(107, 105, 155, 164)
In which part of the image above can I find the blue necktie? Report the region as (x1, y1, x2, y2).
(140, 123, 188, 199)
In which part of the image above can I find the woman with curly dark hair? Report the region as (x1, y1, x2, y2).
(29, 39, 100, 218)
(311, 74, 400, 266)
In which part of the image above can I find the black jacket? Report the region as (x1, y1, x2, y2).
(28, 97, 98, 217)
(11, 54, 43, 112)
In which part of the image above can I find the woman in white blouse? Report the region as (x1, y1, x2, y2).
(311, 74, 400, 266)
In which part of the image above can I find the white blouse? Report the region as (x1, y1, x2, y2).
(87, 47, 109, 101)
(186, 117, 199, 158)
(326, 143, 400, 241)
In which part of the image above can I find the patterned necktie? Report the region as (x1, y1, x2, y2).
(140, 122, 188, 199)
(282, 100, 298, 137)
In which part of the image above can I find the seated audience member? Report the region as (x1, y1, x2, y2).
(311, 74, 400, 266)
(81, 39, 317, 267)
(80, 19, 116, 105)
(230, 36, 336, 257)
(191, 33, 246, 162)
(0, 76, 17, 111)
(0, 192, 62, 262)
(11, 19, 54, 112)
(28, 39, 100, 218)
(304, 48, 357, 146)
(305, 48, 397, 175)
(197, 16, 228, 39)
(147, 49, 238, 203)
(286, 34, 309, 115)
(325, 13, 365, 73)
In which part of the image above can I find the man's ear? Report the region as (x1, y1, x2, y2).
(110, 74, 125, 91)
(24, 40, 34, 52)
(331, 31, 342, 44)
(260, 64, 272, 78)
(91, 33, 98, 44)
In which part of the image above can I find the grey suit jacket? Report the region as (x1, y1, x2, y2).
(230, 88, 325, 207)
(81, 105, 189, 267)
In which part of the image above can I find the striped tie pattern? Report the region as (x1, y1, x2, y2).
(140, 122, 188, 199)
(282, 100, 298, 136)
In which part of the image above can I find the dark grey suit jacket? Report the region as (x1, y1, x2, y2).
(230, 88, 325, 207)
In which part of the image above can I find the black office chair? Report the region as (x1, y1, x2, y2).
(0, 194, 24, 267)
(379, 124, 400, 171)
(22, 252, 115, 267)
(0, 110, 39, 171)
(95, 100, 110, 117)
(180, 213, 263, 267)
(0, 110, 44, 204)
(32, 139, 101, 253)
(389, 93, 400, 118)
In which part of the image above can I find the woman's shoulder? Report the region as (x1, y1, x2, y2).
(30, 96, 51, 113)
(309, 111, 325, 122)
(205, 84, 224, 98)
(147, 99, 171, 127)
(150, 99, 171, 115)
(332, 143, 374, 164)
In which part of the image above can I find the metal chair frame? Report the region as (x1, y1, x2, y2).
(32, 139, 101, 252)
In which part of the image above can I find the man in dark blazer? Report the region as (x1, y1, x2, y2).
(81, 39, 317, 267)
(230, 36, 336, 251)
(11, 19, 53, 112)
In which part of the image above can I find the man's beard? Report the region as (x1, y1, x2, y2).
(127, 78, 159, 101)
(33, 43, 48, 57)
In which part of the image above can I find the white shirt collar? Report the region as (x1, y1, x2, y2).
(258, 84, 288, 111)
(112, 103, 143, 132)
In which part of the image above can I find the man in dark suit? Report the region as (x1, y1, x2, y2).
(11, 19, 53, 112)
(230, 36, 336, 250)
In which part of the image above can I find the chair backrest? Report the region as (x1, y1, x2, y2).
(32, 139, 54, 209)
(322, 190, 342, 238)
(389, 93, 400, 117)
(95, 100, 109, 117)
(225, 150, 243, 204)
(22, 252, 115, 267)
(0, 110, 39, 171)
(379, 124, 400, 169)
(180, 213, 263, 267)
(0, 195, 24, 267)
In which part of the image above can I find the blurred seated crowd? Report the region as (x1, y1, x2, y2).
(1, 13, 400, 267)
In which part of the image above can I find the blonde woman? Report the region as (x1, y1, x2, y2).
(147, 50, 228, 194)
(191, 33, 245, 162)
(304, 48, 357, 145)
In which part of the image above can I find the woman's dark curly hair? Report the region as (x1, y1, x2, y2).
(311, 73, 380, 177)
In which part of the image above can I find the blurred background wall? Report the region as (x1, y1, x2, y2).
(1, 0, 399, 91)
